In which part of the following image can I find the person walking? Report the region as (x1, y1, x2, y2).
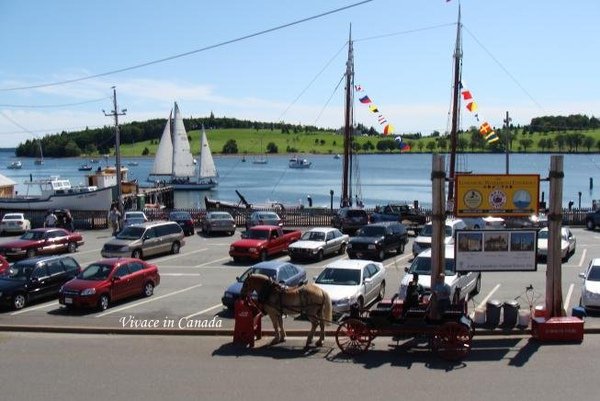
(108, 206, 121, 235)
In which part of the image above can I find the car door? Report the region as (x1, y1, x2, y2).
(142, 227, 161, 256)
(361, 265, 376, 304)
(126, 260, 146, 294)
(269, 229, 285, 254)
(46, 259, 67, 295)
(28, 264, 50, 301)
(324, 231, 336, 255)
(110, 264, 133, 301)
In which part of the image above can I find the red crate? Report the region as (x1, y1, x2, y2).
(531, 317, 584, 342)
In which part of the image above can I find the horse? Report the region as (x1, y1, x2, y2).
(241, 273, 332, 349)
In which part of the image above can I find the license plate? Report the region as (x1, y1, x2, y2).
(64, 297, 73, 304)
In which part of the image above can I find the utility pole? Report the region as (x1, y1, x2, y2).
(103, 87, 127, 213)
(504, 111, 511, 174)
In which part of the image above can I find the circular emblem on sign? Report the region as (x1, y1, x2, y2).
(489, 189, 507, 209)
(513, 189, 532, 209)
(463, 189, 482, 209)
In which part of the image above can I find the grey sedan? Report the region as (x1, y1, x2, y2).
(201, 212, 236, 236)
(288, 227, 349, 261)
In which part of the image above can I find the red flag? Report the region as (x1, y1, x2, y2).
(359, 96, 371, 104)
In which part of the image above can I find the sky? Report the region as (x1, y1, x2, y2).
(1, 0, 599, 148)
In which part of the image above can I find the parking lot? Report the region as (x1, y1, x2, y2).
(0, 225, 597, 332)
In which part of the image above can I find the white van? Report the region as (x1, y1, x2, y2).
(411, 218, 467, 257)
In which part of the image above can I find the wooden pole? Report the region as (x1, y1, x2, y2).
(430, 155, 446, 319)
(546, 155, 564, 317)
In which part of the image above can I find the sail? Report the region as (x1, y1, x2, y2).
(149, 110, 174, 176)
(172, 102, 196, 177)
(199, 126, 217, 179)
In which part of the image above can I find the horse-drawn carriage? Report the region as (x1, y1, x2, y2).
(335, 295, 473, 361)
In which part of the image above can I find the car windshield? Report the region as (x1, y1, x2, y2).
(315, 268, 360, 286)
(116, 226, 145, 240)
(245, 230, 269, 240)
(170, 212, 191, 220)
(209, 213, 231, 220)
(538, 230, 549, 239)
(78, 264, 112, 280)
(409, 256, 455, 276)
(301, 231, 325, 241)
(358, 226, 386, 237)
(3, 215, 21, 220)
(0, 263, 33, 280)
(125, 213, 145, 220)
(346, 210, 365, 218)
(420, 225, 452, 237)
(20, 231, 44, 240)
(238, 267, 277, 282)
(587, 266, 600, 281)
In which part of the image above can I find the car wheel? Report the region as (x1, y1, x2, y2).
(586, 219, 595, 230)
(228, 231, 234, 236)
(143, 282, 154, 297)
(397, 242, 405, 254)
(260, 250, 268, 261)
(67, 242, 77, 253)
(317, 250, 324, 261)
(171, 242, 180, 254)
(26, 249, 36, 259)
(12, 293, 26, 310)
(189, 228, 195, 236)
(378, 282, 386, 301)
(98, 295, 109, 311)
(377, 249, 385, 261)
(131, 249, 143, 259)
(338, 243, 347, 255)
(233, 256, 241, 263)
(203, 226, 211, 236)
(348, 252, 356, 259)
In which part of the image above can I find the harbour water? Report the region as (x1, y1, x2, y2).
(1, 149, 599, 209)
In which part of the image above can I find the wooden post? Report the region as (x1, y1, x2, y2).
(429, 155, 446, 319)
(546, 155, 564, 317)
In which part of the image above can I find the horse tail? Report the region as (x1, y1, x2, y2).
(321, 289, 333, 326)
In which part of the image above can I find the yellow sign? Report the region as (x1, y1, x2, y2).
(454, 174, 540, 217)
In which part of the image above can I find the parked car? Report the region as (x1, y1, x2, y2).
(288, 227, 349, 261)
(579, 258, 600, 313)
(122, 211, 148, 230)
(245, 211, 283, 230)
(398, 246, 481, 303)
(0, 228, 84, 260)
(412, 218, 467, 257)
(0, 255, 81, 310)
(314, 259, 386, 315)
(58, 258, 160, 311)
(101, 221, 185, 259)
(221, 261, 307, 309)
(0, 213, 31, 235)
(585, 209, 600, 230)
(201, 211, 236, 236)
(169, 211, 196, 236)
(347, 222, 408, 261)
(461, 216, 506, 230)
(229, 225, 302, 262)
(331, 207, 369, 234)
(537, 227, 576, 261)
(505, 213, 547, 229)
(370, 204, 427, 234)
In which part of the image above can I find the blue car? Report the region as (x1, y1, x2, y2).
(221, 261, 307, 309)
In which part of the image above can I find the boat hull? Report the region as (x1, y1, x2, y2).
(0, 186, 114, 211)
(171, 181, 217, 191)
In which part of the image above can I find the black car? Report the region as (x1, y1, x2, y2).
(169, 211, 195, 236)
(346, 222, 408, 261)
(0, 255, 81, 310)
(331, 207, 369, 234)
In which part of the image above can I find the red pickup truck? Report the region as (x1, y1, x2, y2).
(229, 225, 302, 262)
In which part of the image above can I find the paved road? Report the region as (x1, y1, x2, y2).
(0, 331, 597, 401)
(0, 226, 597, 333)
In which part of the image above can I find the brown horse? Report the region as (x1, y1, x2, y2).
(241, 273, 332, 348)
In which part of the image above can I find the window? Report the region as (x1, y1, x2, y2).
(47, 261, 65, 276)
(31, 266, 48, 279)
(62, 257, 80, 275)
(367, 264, 379, 277)
(326, 232, 334, 241)
(113, 265, 130, 278)
(128, 262, 144, 274)
(144, 228, 157, 239)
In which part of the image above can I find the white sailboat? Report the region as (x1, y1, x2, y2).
(149, 102, 218, 190)
(252, 137, 268, 164)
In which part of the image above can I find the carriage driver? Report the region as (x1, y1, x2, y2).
(403, 273, 423, 317)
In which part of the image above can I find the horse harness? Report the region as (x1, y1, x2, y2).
(259, 279, 325, 318)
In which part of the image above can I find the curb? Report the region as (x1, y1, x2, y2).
(1, 324, 599, 336)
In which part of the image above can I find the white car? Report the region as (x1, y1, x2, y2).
(288, 227, 349, 261)
(122, 211, 149, 229)
(537, 227, 576, 261)
(0, 213, 31, 235)
(461, 216, 506, 230)
(399, 246, 481, 303)
(579, 259, 600, 312)
(412, 218, 467, 257)
(314, 259, 386, 316)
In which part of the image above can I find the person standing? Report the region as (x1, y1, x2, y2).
(108, 206, 121, 235)
(44, 211, 58, 228)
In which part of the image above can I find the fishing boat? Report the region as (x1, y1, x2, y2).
(0, 176, 113, 211)
(289, 156, 312, 169)
(149, 102, 218, 190)
(7, 161, 22, 169)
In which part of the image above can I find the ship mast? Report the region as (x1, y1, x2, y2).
(341, 26, 354, 207)
(447, 6, 462, 204)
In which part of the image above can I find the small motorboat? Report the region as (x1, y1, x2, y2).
(289, 156, 311, 169)
(78, 164, 93, 171)
(7, 161, 22, 169)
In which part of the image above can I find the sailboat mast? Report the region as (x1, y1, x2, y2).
(341, 27, 354, 208)
(447, 6, 462, 203)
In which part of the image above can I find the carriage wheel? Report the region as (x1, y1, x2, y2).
(431, 321, 472, 361)
(335, 318, 373, 356)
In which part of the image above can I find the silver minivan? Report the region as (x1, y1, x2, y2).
(101, 221, 185, 259)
